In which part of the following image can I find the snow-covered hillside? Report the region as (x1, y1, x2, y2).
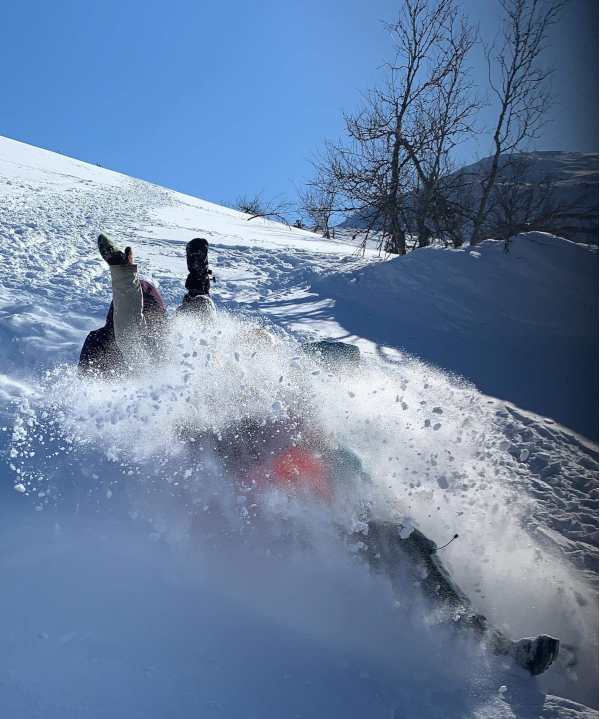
(0, 136, 598, 718)
(340, 151, 599, 243)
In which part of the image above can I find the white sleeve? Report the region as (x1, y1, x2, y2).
(109, 264, 148, 362)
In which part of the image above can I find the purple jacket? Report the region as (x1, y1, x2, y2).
(78, 281, 168, 377)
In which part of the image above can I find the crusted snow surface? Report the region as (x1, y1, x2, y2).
(0, 136, 598, 718)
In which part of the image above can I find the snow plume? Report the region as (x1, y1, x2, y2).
(6, 311, 595, 702)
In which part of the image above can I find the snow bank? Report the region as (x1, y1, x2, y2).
(313, 233, 599, 440)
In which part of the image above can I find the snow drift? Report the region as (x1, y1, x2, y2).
(313, 233, 598, 441)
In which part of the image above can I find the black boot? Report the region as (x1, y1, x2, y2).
(98, 233, 133, 266)
(185, 237, 213, 296)
(510, 634, 561, 676)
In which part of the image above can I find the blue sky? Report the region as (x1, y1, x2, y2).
(0, 0, 597, 207)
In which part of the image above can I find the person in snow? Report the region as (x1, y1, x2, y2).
(78, 234, 216, 377)
(78, 233, 560, 677)
(196, 410, 561, 677)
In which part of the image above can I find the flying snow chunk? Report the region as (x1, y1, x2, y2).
(400, 518, 414, 539)
(14, 483, 26, 492)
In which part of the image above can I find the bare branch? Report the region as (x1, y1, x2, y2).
(224, 190, 294, 226)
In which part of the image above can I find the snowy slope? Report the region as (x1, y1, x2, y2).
(0, 135, 598, 718)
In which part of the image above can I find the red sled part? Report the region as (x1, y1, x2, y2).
(246, 447, 332, 502)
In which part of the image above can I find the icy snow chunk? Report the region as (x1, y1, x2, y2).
(499, 440, 510, 451)
(520, 448, 529, 461)
(358, 670, 370, 679)
(106, 489, 112, 499)
(437, 475, 449, 489)
(9, 448, 17, 458)
(433, 423, 442, 431)
(348, 391, 355, 398)
(14, 483, 26, 492)
(400, 518, 413, 539)
(289, 360, 302, 370)
(499, 686, 507, 693)
(271, 401, 283, 411)
(35, 505, 43, 512)
(236, 495, 247, 504)
(148, 533, 161, 542)
(234, 351, 240, 362)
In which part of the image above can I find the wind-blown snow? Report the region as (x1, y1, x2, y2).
(0, 135, 597, 718)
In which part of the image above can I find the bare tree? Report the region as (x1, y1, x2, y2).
(469, 0, 568, 245)
(296, 180, 338, 238)
(306, 0, 481, 255)
(225, 190, 294, 226)
(405, 14, 484, 247)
